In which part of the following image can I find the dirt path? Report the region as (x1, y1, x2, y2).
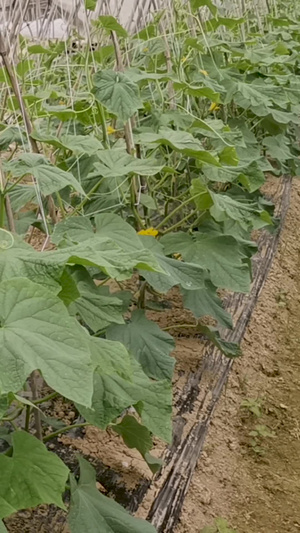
(176, 178, 300, 533)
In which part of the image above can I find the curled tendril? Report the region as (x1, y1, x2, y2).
(0, 229, 14, 250)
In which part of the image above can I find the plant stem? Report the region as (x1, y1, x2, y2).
(33, 391, 59, 405)
(4, 175, 27, 194)
(2, 408, 24, 422)
(159, 17, 176, 110)
(156, 191, 205, 230)
(0, 193, 5, 228)
(137, 280, 147, 309)
(5, 195, 15, 232)
(24, 405, 31, 432)
(160, 209, 197, 235)
(43, 422, 90, 443)
(70, 178, 104, 217)
(96, 101, 110, 148)
(30, 371, 43, 440)
(163, 323, 198, 331)
(56, 192, 66, 219)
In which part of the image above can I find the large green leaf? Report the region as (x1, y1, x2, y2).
(0, 396, 9, 420)
(0, 242, 64, 290)
(95, 213, 143, 251)
(97, 15, 128, 38)
(31, 131, 103, 155)
(190, 178, 213, 210)
(68, 457, 156, 533)
(0, 278, 93, 406)
(52, 217, 94, 247)
(85, 0, 97, 10)
(205, 16, 244, 30)
(94, 150, 164, 178)
(140, 255, 206, 293)
(7, 184, 37, 212)
(191, 0, 218, 15)
(135, 128, 220, 166)
(238, 162, 265, 193)
(88, 337, 133, 381)
(174, 81, 220, 101)
(202, 161, 265, 192)
(69, 267, 124, 332)
(0, 431, 69, 519)
(112, 415, 163, 474)
(93, 70, 142, 122)
(198, 325, 241, 358)
(251, 104, 299, 124)
(78, 342, 172, 441)
(4, 154, 85, 196)
(107, 310, 175, 381)
(182, 280, 232, 328)
(0, 127, 27, 150)
(139, 235, 206, 293)
(0, 520, 7, 532)
(49, 236, 165, 281)
(112, 415, 152, 456)
(230, 80, 272, 108)
(209, 192, 261, 228)
(262, 134, 294, 163)
(161, 232, 252, 293)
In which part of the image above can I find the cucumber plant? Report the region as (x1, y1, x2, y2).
(0, 0, 299, 529)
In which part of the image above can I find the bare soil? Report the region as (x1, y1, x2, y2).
(5, 179, 300, 532)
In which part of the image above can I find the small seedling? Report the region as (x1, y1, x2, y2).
(201, 517, 237, 533)
(249, 425, 276, 455)
(241, 398, 263, 418)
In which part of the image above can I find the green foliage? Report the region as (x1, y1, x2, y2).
(97, 15, 128, 38)
(191, 0, 218, 16)
(93, 70, 142, 121)
(78, 346, 173, 441)
(107, 310, 175, 381)
(0, 520, 7, 532)
(182, 281, 232, 328)
(136, 128, 220, 166)
(0, 431, 69, 519)
(31, 131, 103, 155)
(0, 278, 93, 405)
(94, 149, 164, 177)
(4, 154, 85, 196)
(241, 398, 262, 418)
(201, 517, 237, 533)
(197, 324, 241, 358)
(112, 415, 162, 473)
(85, 0, 97, 10)
(0, 0, 297, 528)
(69, 457, 156, 533)
(161, 232, 253, 292)
(249, 424, 276, 455)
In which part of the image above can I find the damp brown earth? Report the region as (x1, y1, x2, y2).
(4, 179, 300, 532)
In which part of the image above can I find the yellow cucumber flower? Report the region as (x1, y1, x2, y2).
(209, 102, 220, 112)
(138, 227, 158, 237)
(107, 125, 116, 135)
(200, 69, 208, 76)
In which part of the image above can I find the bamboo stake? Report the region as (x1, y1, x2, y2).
(0, 30, 57, 224)
(5, 195, 15, 233)
(159, 15, 176, 110)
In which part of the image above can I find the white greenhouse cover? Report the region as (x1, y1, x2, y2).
(0, 0, 167, 40)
